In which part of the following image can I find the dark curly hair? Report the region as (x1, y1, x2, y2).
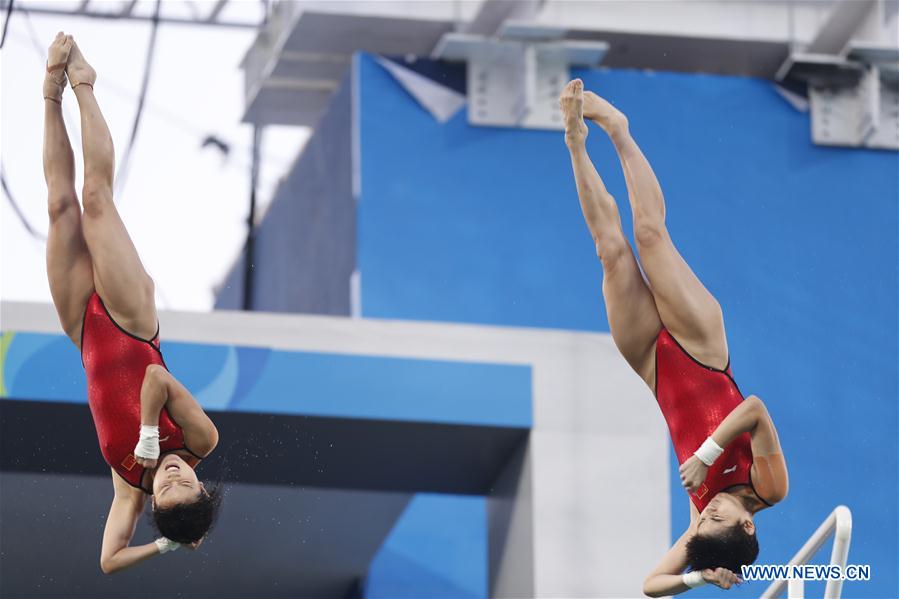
(151, 485, 224, 545)
(686, 524, 759, 574)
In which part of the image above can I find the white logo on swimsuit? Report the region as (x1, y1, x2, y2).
(723, 465, 737, 474)
(159, 435, 170, 442)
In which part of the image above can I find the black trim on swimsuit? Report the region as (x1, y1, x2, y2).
(653, 328, 660, 396)
(81, 292, 195, 493)
(135, 405, 208, 494)
(114, 468, 146, 492)
(747, 474, 775, 507)
(79, 293, 163, 365)
(721, 480, 776, 509)
(110, 445, 206, 495)
(662, 329, 743, 398)
(658, 328, 775, 507)
(721, 483, 749, 494)
(664, 328, 730, 373)
(79, 303, 88, 367)
(113, 434, 207, 495)
(139, 403, 212, 493)
(97, 294, 161, 350)
(163, 405, 208, 460)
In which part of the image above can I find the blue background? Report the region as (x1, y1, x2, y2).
(365, 494, 487, 599)
(0, 332, 531, 429)
(357, 53, 898, 597)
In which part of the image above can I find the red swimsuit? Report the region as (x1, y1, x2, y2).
(81, 292, 198, 492)
(655, 328, 759, 512)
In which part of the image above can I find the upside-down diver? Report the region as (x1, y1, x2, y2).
(42, 33, 222, 573)
(559, 78, 789, 595)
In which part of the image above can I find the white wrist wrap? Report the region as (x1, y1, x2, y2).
(155, 537, 179, 554)
(683, 570, 706, 588)
(134, 425, 160, 460)
(694, 437, 724, 467)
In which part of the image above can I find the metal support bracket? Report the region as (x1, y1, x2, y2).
(779, 50, 898, 150)
(433, 33, 607, 130)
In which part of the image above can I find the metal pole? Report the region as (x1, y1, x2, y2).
(1, 0, 14, 49)
(761, 506, 853, 599)
(243, 125, 262, 311)
(788, 577, 805, 598)
(824, 506, 853, 598)
(8, 4, 258, 29)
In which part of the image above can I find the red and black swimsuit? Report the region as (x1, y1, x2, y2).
(81, 292, 201, 493)
(655, 328, 769, 512)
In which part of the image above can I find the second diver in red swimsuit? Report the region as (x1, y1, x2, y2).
(559, 79, 789, 595)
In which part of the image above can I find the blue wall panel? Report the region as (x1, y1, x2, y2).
(364, 494, 486, 599)
(1, 331, 531, 428)
(358, 54, 898, 597)
(215, 71, 356, 315)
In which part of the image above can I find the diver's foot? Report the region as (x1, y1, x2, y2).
(44, 32, 73, 102)
(559, 79, 588, 146)
(583, 90, 628, 139)
(66, 39, 97, 91)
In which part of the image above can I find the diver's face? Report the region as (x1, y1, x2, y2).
(152, 454, 202, 509)
(697, 493, 754, 536)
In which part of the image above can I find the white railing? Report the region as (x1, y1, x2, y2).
(760, 505, 853, 599)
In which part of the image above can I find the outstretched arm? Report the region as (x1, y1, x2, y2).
(680, 395, 789, 502)
(99, 471, 161, 574)
(135, 365, 219, 468)
(643, 524, 697, 597)
(643, 503, 740, 596)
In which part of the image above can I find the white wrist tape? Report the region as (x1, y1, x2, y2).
(682, 570, 706, 588)
(155, 537, 180, 554)
(694, 437, 724, 467)
(134, 425, 160, 460)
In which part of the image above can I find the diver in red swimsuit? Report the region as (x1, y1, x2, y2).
(42, 33, 220, 573)
(560, 79, 789, 595)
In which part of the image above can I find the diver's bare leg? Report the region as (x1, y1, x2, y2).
(561, 80, 662, 385)
(68, 40, 157, 339)
(584, 91, 727, 368)
(43, 33, 94, 347)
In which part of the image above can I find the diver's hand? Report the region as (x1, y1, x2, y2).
(702, 567, 741, 590)
(134, 424, 161, 467)
(679, 455, 708, 493)
(135, 456, 158, 469)
(185, 537, 204, 551)
(154, 537, 180, 554)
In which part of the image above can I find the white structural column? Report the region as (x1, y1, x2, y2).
(488, 440, 535, 598)
(488, 328, 672, 598)
(528, 334, 669, 597)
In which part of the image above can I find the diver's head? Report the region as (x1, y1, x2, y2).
(686, 493, 759, 573)
(152, 454, 201, 508)
(150, 453, 221, 544)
